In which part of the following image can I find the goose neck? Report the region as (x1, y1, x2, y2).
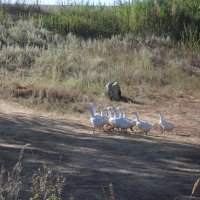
(159, 113, 163, 121)
(108, 109, 113, 118)
(118, 110, 122, 118)
(88, 103, 96, 114)
(88, 107, 95, 117)
(122, 110, 125, 118)
(113, 111, 117, 119)
(118, 108, 124, 118)
(135, 112, 140, 121)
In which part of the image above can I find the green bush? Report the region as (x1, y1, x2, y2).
(1, 0, 200, 43)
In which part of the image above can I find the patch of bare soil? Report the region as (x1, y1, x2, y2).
(0, 97, 200, 200)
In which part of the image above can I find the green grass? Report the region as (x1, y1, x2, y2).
(1, 0, 200, 42)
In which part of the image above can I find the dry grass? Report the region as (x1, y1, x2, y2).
(0, 160, 22, 200)
(0, 18, 199, 111)
(13, 82, 35, 98)
(30, 165, 65, 200)
(0, 144, 65, 200)
(0, 144, 28, 200)
(190, 178, 200, 200)
(10, 81, 90, 113)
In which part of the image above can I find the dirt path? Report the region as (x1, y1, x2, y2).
(0, 98, 200, 200)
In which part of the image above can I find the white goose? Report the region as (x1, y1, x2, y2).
(106, 106, 118, 130)
(117, 107, 136, 131)
(157, 111, 175, 132)
(112, 107, 133, 132)
(87, 104, 106, 133)
(103, 107, 112, 130)
(88, 103, 108, 125)
(133, 112, 153, 135)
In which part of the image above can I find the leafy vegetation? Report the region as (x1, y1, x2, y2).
(1, 0, 200, 42)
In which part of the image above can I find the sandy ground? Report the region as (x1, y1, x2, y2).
(0, 97, 200, 200)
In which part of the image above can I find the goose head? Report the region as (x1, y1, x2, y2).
(87, 102, 99, 114)
(88, 102, 94, 107)
(87, 102, 95, 109)
(86, 104, 95, 116)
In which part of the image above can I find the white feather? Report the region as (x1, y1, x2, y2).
(87, 103, 106, 133)
(158, 111, 175, 132)
(133, 112, 152, 135)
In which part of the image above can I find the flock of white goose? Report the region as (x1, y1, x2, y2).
(87, 102, 175, 135)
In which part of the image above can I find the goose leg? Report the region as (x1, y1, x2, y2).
(93, 127, 95, 133)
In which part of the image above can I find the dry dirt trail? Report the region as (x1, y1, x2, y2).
(0, 98, 200, 200)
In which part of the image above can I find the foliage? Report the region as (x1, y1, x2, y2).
(30, 166, 65, 200)
(1, 0, 200, 42)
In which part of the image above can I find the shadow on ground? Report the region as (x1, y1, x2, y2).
(0, 112, 199, 200)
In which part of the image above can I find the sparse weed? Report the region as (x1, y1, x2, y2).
(0, 144, 65, 200)
(30, 165, 65, 200)
(190, 178, 200, 200)
(0, 144, 30, 200)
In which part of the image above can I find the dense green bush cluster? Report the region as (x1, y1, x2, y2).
(1, 0, 200, 42)
(38, 0, 200, 42)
